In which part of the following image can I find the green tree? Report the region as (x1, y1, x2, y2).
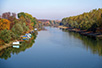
(22, 23, 29, 32)
(11, 23, 23, 36)
(61, 8, 102, 32)
(0, 29, 11, 43)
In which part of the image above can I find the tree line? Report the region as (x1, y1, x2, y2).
(0, 12, 38, 45)
(61, 8, 102, 33)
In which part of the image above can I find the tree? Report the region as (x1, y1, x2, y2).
(0, 19, 11, 30)
(0, 29, 11, 43)
(22, 23, 29, 32)
(61, 8, 102, 32)
(2, 12, 10, 19)
(18, 12, 37, 29)
(11, 23, 23, 36)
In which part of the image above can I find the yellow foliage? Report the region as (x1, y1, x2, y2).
(0, 19, 11, 30)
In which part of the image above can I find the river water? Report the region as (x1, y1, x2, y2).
(0, 27, 102, 68)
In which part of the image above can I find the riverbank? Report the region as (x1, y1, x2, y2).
(58, 26, 102, 40)
(0, 30, 38, 51)
(0, 40, 16, 51)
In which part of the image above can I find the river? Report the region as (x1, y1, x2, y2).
(0, 27, 102, 68)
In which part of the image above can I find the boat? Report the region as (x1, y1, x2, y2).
(25, 33, 32, 38)
(34, 28, 37, 31)
(13, 45, 20, 48)
(22, 35, 29, 40)
(30, 31, 34, 33)
(13, 41, 20, 45)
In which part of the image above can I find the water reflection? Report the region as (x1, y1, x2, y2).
(63, 30, 102, 56)
(0, 33, 37, 60)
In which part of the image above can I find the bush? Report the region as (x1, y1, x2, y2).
(0, 29, 11, 43)
(22, 23, 29, 33)
(11, 23, 23, 36)
(10, 31, 17, 40)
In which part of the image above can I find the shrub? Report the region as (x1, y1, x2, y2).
(0, 29, 11, 43)
(11, 23, 23, 36)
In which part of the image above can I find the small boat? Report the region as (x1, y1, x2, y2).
(13, 41, 20, 45)
(34, 28, 37, 31)
(22, 36, 29, 40)
(13, 45, 20, 48)
(25, 33, 32, 38)
(30, 31, 34, 33)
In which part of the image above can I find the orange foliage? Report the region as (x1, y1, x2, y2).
(18, 13, 34, 30)
(29, 23, 33, 30)
(31, 22, 34, 26)
(20, 15, 25, 19)
(0, 19, 11, 30)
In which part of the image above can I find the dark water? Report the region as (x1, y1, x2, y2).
(0, 27, 102, 68)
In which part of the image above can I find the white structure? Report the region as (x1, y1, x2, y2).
(13, 41, 20, 45)
(13, 45, 20, 48)
(34, 28, 37, 31)
(25, 33, 32, 38)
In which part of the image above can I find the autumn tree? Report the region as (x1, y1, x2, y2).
(1, 12, 17, 29)
(0, 19, 11, 30)
(18, 12, 37, 29)
(61, 8, 102, 31)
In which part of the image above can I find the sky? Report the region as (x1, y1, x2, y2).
(0, 0, 102, 20)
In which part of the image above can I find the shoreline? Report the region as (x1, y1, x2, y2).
(58, 26, 102, 40)
(0, 30, 35, 51)
(0, 26, 102, 51)
(0, 40, 15, 51)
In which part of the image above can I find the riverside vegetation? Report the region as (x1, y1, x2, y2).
(60, 8, 102, 39)
(0, 8, 102, 47)
(0, 32, 37, 60)
(61, 8, 102, 31)
(0, 12, 41, 46)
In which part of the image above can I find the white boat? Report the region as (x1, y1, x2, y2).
(13, 41, 20, 45)
(34, 28, 37, 31)
(25, 33, 32, 38)
(13, 45, 20, 48)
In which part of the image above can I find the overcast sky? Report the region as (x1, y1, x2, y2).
(0, 0, 102, 20)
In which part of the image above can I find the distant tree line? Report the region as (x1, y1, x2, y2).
(61, 8, 102, 33)
(38, 19, 60, 26)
